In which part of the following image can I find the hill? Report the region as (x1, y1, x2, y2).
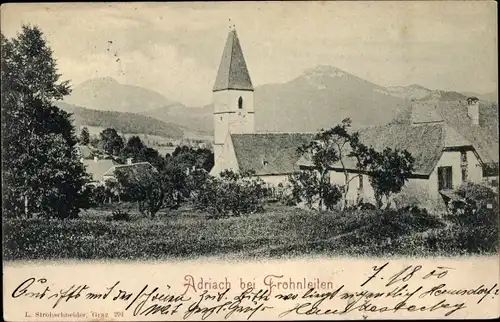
(141, 103, 213, 134)
(55, 101, 184, 139)
(253, 66, 409, 132)
(68, 66, 496, 135)
(377, 84, 469, 102)
(64, 77, 177, 113)
(461, 91, 498, 103)
(144, 66, 481, 133)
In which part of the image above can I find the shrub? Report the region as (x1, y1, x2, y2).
(446, 182, 498, 228)
(347, 208, 445, 244)
(109, 209, 131, 221)
(116, 169, 164, 218)
(192, 170, 270, 217)
(288, 170, 342, 210)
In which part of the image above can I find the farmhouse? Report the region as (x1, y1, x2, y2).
(82, 158, 118, 185)
(102, 161, 159, 182)
(77, 145, 158, 185)
(210, 27, 499, 207)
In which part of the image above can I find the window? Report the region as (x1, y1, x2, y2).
(238, 96, 243, 109)
(460, 151, 468, 182)
(438, 166, 453, 190)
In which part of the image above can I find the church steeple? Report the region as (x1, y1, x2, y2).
(213, 27, 254, 92)
(212, 25, 255, 166)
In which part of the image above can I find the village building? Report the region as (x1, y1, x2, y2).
(209, 27, 499, 208)
(102, 160, 159, 182)
(76, 143, 159, 186)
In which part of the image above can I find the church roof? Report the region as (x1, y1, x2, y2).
(231, 133, 314, 175)
(213, 29, 254, 92)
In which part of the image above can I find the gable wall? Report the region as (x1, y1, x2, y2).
(210, 134, 240, 176)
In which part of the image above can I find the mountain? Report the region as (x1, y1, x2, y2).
(461, 91, 498, 103)
(379, 84, 432, 100)
(55, 101, 184, 139)
(253, 66, 409, 132)
(141, 103, 213, 134)
(378, 84, 468, 102)
(144, 66, 478, 134)
(64, 77, 177, 113)
(69, 67, 495, 136)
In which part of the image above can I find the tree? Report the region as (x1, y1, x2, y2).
(1, 25, 90, 219)
(288, 170, 342, 210)
(121, 136, 146, 158)
(291, 118, 415, 210)
(296, 118, 355, 210)
(119, 136, 166, 170)
(170, 146, 214, 172)
(192, 170, 269, 217)
(99, 128, 124, 155)
(80, 127, 90, 145)
(366, 148, 415, 208)
(115, 170, 164, 218)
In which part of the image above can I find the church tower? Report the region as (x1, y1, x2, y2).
(212, 26, 255, 162)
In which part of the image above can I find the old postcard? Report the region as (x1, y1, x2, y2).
(2, 1, 499, 321)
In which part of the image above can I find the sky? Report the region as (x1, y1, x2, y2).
(1, 2, 497, 106)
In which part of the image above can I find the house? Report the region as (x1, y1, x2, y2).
(75, 144, 96, 160)
(102, 160, 159, 183)
(82, 157, 118, 185)
(210, 26, 499, 207)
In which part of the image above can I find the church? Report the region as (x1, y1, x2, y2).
(209, 27, 499, 208)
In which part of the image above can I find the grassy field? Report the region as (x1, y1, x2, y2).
(3, 204, 498, 261)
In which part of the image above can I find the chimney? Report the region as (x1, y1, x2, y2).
(94, 156, 98, 162)
(127, 157, 133, 165)
(467, 97, 480, 125)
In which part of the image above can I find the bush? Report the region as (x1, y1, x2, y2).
(287, 171, 342, 210)
(344, 208, 445, 244)
(446, 182, 498, 230)
(192, 170, 270, 217)
(109, 209, 131, 221)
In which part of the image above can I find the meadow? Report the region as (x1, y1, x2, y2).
(3, 203, 497, 261)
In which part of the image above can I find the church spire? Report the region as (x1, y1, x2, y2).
(213, 25, 254, 92)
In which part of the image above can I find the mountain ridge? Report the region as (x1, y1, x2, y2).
(65, 65, 497, 135)
(55, 101, 184, 139)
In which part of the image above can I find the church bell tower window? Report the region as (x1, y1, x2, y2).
(238, 96, 243, 109)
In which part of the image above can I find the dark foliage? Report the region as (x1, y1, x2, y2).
(1, 26, 90, 219)
(109, 209, 131, 222)
(80, 127, 90, 145)
(99, 128, 124, 155)
(192, 170, 270, 217)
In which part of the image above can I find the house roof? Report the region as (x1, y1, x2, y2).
(396, 100, 499, 164)
(83, 159, 117, 182)
(213, 29, 254, 92)
(76, 144, 94, 159)
(297, 123, 445, 176)
(231, 133, 314, 175)
(103, 162, 158, 181)
(411, 102, 443, 124)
